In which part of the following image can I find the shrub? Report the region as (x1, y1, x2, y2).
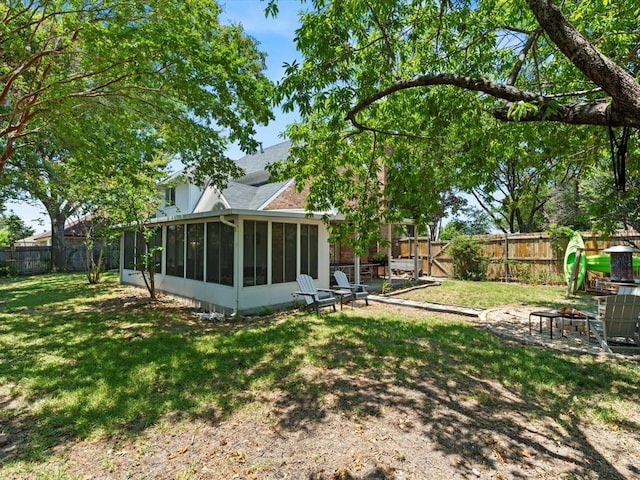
(0, 262, 17, 277)
(547, 224, 575, 256)
(449, 236, 488, 281)
(504, 261, 565, 285)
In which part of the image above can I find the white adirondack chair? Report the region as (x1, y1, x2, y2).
(588, 294, 640, 354)
(294, 274, 337, 314)
(333, 270, 369, 306)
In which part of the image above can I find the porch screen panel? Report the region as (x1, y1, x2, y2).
(149, 227, 163, 274)
(243, 220, 267, 286)
(206, 222, 220, 284)
(272, 223, 283, 283)
(186, 223, 204, 280)
(123, 231, 135, 270)
(220, 223, 234, 285)
(206, 221, 235, 286)
(272, 223, 297, 284)
(135, 231, 145, 271)
(285, 224, 297, 281)
(300, 224, 319, 279)
(166, 224, 185, 277)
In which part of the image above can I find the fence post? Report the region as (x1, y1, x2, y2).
(504, 233, 510, 282)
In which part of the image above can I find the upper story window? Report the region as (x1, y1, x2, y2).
(165, 187, 176, 207)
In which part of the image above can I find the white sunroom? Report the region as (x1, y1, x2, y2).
(120, 209, 330, 315)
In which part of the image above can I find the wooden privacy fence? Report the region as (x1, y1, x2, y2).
(0, 244, 120, 275)
(397, 231, 640, 284)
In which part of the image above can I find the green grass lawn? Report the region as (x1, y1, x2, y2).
(399, 278, 599, 312)
(0, 273, 638, 477)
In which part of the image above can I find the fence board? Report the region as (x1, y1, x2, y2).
(0, 244, 119, 275)
(397, 231, 640, 283)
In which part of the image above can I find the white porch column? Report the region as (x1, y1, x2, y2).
(387, 223, 393, 280)
(413, 222, 419, 281)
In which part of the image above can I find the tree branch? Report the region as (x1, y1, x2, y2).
(343, 1, 640, 130)
(506, 27, 542, 86)
(346, 73, 547, 120)
(525, 0, 640, 117)
(346, 73, 640, 128)
(492, 98, 639, 126)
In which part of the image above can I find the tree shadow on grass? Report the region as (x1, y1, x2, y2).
(0, 273, 98, 310)
(0, 301, 316, 464)
(274, 313, 639, 480)
(1, 285, 639, 479)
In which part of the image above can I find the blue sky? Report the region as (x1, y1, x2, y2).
(219, 0, 303, 158)
(9, 0, 304, 232)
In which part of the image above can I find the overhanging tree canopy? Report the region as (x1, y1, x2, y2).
(4, 107, 170, 272)
(342, 0, 640, 129)
(269, 0, 638, 243)
(1, 0, 274, 179)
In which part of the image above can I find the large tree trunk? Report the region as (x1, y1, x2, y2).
(50, 212, 67, 272)
(526, 0, 640, 120)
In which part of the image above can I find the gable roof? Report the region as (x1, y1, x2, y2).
(223, 179, 292, 210)
(234, 141, 291, 185)
(193, 141, 297, 213)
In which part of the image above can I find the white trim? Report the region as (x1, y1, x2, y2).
(146, 208, 337, 225)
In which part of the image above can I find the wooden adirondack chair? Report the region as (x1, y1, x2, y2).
(588, 294, 640, 354)
(333, 270, 369, 306)
(294, 274, 337, 314)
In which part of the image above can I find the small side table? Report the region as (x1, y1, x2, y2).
(333, 289, 354, 310)
(529, 311, 563, 339)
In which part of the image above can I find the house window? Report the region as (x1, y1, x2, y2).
(206, 221, 234, 286)
(272, 222, 297, 283)
(165, 187, 176, 207)
(186, 223, 204, 280)
(123, 231, 136, 270)
(300, 224, 319, 279)
(243, 220, 267, 286)
(166, 224, 185, 277)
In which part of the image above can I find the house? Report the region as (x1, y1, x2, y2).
(119, 141, 334, 315)
(15, 217, 93, 246)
